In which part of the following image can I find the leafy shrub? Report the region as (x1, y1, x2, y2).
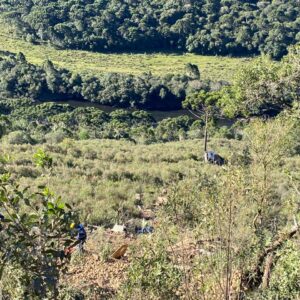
(119, 233, 183, 300)
(4, 131, 33, 145)
(0, 174, 79, 299)
(266, 241, 300, 299)
(83, 149, 98, 160)
(17, 166, 40, 178)
(67, 148, 82, 158)
(77, 128, 90, 140)
(45, 129, 70, 144)
(58, 286, 85, 300)
(214, 126, 235, 139)
(1, 264, 25, 299)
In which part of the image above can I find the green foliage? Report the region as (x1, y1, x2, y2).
(183, 90, 221, 112)
(163, 174, 218, 229)
(2, 0, 299, 58)
(4, 130, 33, 145)
(155, 116, 193, 142)
(1, 264, 25, 299)
(185, 63, 200, 80)
(0, 172, 78, 298)
(0, 116, 10, 138)
(266, 241, 300, 299)
(120, 232, 183, 300)
(0, 22, 250, 83)
(219, 47, 300, 117)
(0, 115, 300, 298)
(0, 54, 227, 110)
(214, 126, 235, 139)
(1, 97, 219, 144)
(33, 149, 53, 169)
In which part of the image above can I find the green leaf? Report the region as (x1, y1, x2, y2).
(47, 202, 54, 210)
(47, 209, 56, 215)
(57, 202, 65, 210)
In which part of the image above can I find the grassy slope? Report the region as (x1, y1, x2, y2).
(2, 136, 294, 227)
(0, 138, 240, 225)
(0, 21, 251, 82)
(1, 137, 299, 298)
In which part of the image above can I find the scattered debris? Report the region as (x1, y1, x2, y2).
(112, 244, 128, 259)
(204, 151, 226, 166)
(139, 208, 156, 220)
(135, 226, 154, 235)
(112, 224, 127, 233)
(156, 196, 168, 206)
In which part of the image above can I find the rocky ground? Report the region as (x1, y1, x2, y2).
(61, 229, 134, 298)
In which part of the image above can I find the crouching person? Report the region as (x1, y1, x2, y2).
(65, 223, 87, 255)
(75, 224, 87, 252)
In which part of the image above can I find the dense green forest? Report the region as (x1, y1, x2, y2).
(0, 51, 227, 110)
(1, 0, 300, 58)
(1, 45, 299, 146)
(0, 99, 206, 144)
(1, 46, 299, 117)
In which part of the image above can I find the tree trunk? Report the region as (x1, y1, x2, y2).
(225, 196, 233, 300)
(204, 112, 208, 153)
(261, 253, 274, 289)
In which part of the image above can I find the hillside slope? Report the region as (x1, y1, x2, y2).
(0, 20, 250, 82)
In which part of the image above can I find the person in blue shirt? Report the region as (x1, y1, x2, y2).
(75, 224, 87, 252)
(65, 223, 87, 255)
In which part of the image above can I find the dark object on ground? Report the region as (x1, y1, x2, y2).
(0, 213, 4, 231)
(204, 151, 226, 166)
(135, 226, 154, 234)
(112, 244, 128, 259)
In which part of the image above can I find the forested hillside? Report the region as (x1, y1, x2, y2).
(1, 46, 299, 116)
(0, 51, 227, 109)
(1, 1, 300, 299)
(1, 0, 300, 58)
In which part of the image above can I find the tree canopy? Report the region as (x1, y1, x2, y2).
(0, 52, 226, 110)
(1, 0, 300, 59)
(218, 46, 300, 117)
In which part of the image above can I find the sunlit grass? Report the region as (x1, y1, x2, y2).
(0, 138, 240, 225)
(0, 21, 252, 82)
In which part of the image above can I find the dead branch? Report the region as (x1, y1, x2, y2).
(240, 224, 299, 293)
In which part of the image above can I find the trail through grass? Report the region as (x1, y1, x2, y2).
(0, 21, 251, 82)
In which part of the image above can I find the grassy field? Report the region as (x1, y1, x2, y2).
(0, 21, 251, 82)
(2, 134, 295, 225)
(0, 138, 239, 225)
